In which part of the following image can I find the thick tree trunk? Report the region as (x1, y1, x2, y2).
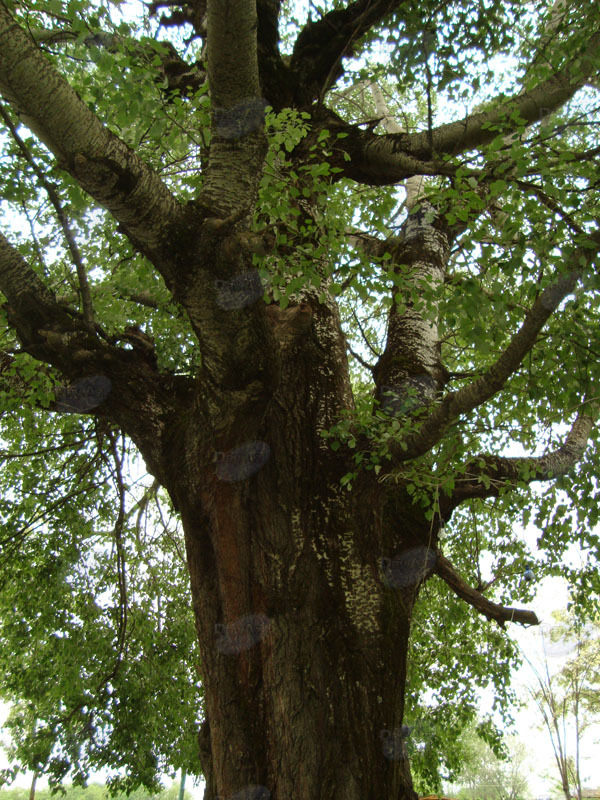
(154, 286, 437, 799)
(180, 478, 430, 800)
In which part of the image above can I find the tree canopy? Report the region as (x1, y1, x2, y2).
(0, 0, 600, 797)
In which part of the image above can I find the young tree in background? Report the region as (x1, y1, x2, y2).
(0, 0, 600, 798)
(526, 615, 600, 800)
(447, 725, 531, 800)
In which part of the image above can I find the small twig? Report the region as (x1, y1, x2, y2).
(347, 344, 375, 373)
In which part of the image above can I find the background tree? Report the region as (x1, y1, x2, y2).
(1, 0, 600, 799)
(525, 614, 600, 800)
(445, 724, 532, 800)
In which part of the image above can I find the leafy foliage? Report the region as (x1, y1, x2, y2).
(445, 725, 532, 800)
(0, 421, 201, 791)
(0, 782, 191, 800)
(524, 612, 600, 800)
(0, 0, 599, 793)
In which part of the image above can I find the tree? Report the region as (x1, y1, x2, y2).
(0, 0, 599, 798)
(446, 725, 531, 800)
(525, 614, 600, 800)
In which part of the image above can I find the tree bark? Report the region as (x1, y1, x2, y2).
(122, 267, 431, 797)
(28, 771, 37, 800)
(175, 461, 427, 799)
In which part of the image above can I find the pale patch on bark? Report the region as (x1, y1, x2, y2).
(290, 507, 305, 560)
(310, 537, 336, 591)
(338, 529, 381, 634)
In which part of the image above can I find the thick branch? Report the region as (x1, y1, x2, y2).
(0, 227, 64, 337)
(393, 238, 600, 463)
(346, 228, 398, 258)
(0, 229, 197, 490)
(355, 83, 449, 412)
(30, 27, 207, 99)
(436, 554, 539, 628)
(56, 289, 170, 312)
(118, 291, 162, 310)
(369, 81, 425, 209)
(289, 0, 402, 104)
(0, 3, 186, 286)
(442, 403, 599, 512)
(255, 0, 291, 109)
(527, 0, 569, 74)
(148, 0, 206, 34)
(371, 203, 450, 412)
(323, 28, 600, 186)
(200, 0, 268, 214)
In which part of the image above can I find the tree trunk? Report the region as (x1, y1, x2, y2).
(151, 285, 436, 799)
(5, 1, 598, 795)
(180, 479, 428, 800)
(28, 772, 37, 800)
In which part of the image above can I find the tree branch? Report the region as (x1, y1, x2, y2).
(349, 305, 380, 360)
(56, 289, 169, 312)
(347, 343, 375, 373)
(391, 236, 600, 463)
(30, 26, 207, 100)
(346, 228, 397, 258)
(148, 0, 205, 34)
(524, 0, 569, 77)
(289, 0, 403, 105)
(320, 27, 600, 186)
(255, 0, 291, 110)
(420, 31, 600, 157)
(369, 81, 425, 209)
(199, 0, 268, 214)
(435, 554, 539, 628)
(0, 102, 95, 326)
(0, 228, 198, 491)
(352, 81, 450, 422)
(441, 401, 599, 514)
(0, 227, 64, 338)
(514, 179, 585, 237)
(0, 3, 187, 288)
